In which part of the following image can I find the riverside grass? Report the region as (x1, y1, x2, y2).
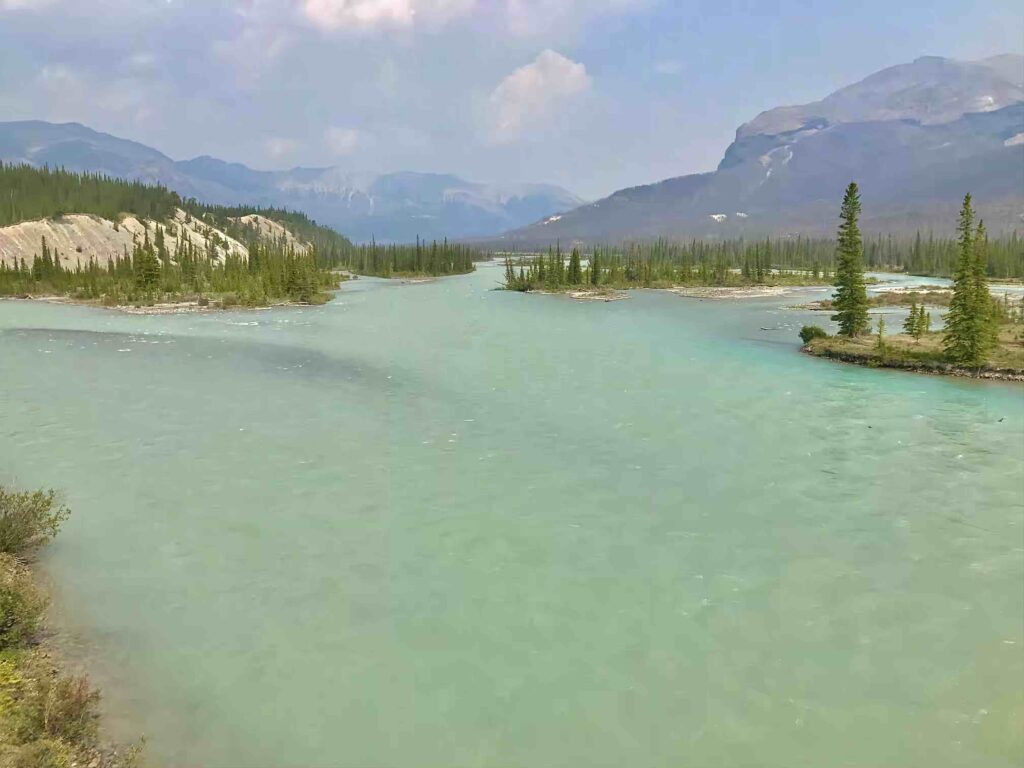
(0, 486, 140, 768)
(804, 323, 1024, 380)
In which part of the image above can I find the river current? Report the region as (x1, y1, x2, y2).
(1, 264, 1021, 766)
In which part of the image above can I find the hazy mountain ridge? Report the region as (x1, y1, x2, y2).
(738, 55, 1023, 139)
(0, 121, 582, 243)
(504, 55, 1024, 244)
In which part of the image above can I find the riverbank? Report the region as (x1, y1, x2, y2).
(0, 487, 140, 766)
(526, 287, 629, 301)
(667, 284, 822, 299)
(803, 327, 1024, 381)
(518, 282, 826, 302)
(2, 288, 338, 315)
(796, 288, 953, 311)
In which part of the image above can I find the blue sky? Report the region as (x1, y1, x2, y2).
(0, 0, 1020, 197)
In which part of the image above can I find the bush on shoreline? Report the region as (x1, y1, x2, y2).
(799, 325, 828, 344)
(0, 489, 69, 558)
(0, 485, 140, 768)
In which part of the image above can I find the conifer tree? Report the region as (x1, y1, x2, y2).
(972, 220, 999, 358)
(944, 195, 994, 367)
(568, 248, 582, 285)
(830, 183, 870, 336)
(903, 300, 919, 336)
(910, 303, 928, 341)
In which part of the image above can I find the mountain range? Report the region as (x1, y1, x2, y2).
(2, 54, 1021, 245)
(0, 121, 582, 243)
(503, 54, 1024, 244)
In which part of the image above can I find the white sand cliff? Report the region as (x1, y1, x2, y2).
(0, 209, 252, 269)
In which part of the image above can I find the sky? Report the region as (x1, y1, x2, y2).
(0, 0, 1021, 198)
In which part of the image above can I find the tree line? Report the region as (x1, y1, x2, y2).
(500, 230, 1022, 293)
(504, 238, 840, 291)
(334, 237, 477, 277)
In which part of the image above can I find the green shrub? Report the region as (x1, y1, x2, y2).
(38, 674, 99, 744)
(799, 325, 828, 344)
(0, 556, 47, 650)
(0, 652, 100, 760)
(0, 738, 70, 768)
(0, 490, 68, 557)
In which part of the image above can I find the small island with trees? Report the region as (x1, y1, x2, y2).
(801, 185, 1024, 381)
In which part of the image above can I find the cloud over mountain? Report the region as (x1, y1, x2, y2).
(487, 50, 591, 143)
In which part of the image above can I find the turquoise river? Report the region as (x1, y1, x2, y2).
(1, 263, 1022, 766)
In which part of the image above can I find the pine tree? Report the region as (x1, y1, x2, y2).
(911, 303, 928, 341)
(944, 195, 993, 367)
(903, 300, 919, 336)
(972, 220, 999, 359)
(568, 248, 582, 285)
(876, 316, 887, 353)
(830, 182, 870, 336)
(133, 241, 162, 294)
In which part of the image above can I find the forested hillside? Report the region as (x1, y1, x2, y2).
(0, 162, 353, 255)
(0, 164, 480, 308)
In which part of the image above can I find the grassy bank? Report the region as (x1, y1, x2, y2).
(802, 289, 953, 310)
(803, 325, 1024, 381)
(0, 486, 140, 767)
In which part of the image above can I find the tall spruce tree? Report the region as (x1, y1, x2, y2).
(830, 183, 870, 336)
(568, 248, 582, 285)
(944, 195, 994, 367)
(972, 220, 999, 358)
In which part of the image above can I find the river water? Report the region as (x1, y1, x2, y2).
(1, 264, 1021, 766)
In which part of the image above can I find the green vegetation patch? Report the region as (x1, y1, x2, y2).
(0, 486, 140, 768)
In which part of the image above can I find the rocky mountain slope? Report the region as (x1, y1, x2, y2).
(0, 122, 581, 243)
(504, 55, 1024, 243)
(0, 211, 306, 270)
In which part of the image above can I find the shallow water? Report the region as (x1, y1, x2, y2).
(1, 265, 1022, 767)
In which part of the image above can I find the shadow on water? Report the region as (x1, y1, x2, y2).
(1, 326, 423, 396)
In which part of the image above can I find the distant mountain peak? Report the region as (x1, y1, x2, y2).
(0, 122, 581, 242)
(737, 54, 1024, 140)
(504, 54, 1024, 243)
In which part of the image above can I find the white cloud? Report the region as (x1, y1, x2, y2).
(503, 0, 648, 36)
(487, 49, 590, 143)
(0, 0, 58, 9)
(265, 137, 299, 159)
(300, 0, 475, 31)
(214, 3, 294, 87)
(37, 63, 80, 89)
(325, 126, 363, 155)
(297, 0, 641, 34)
